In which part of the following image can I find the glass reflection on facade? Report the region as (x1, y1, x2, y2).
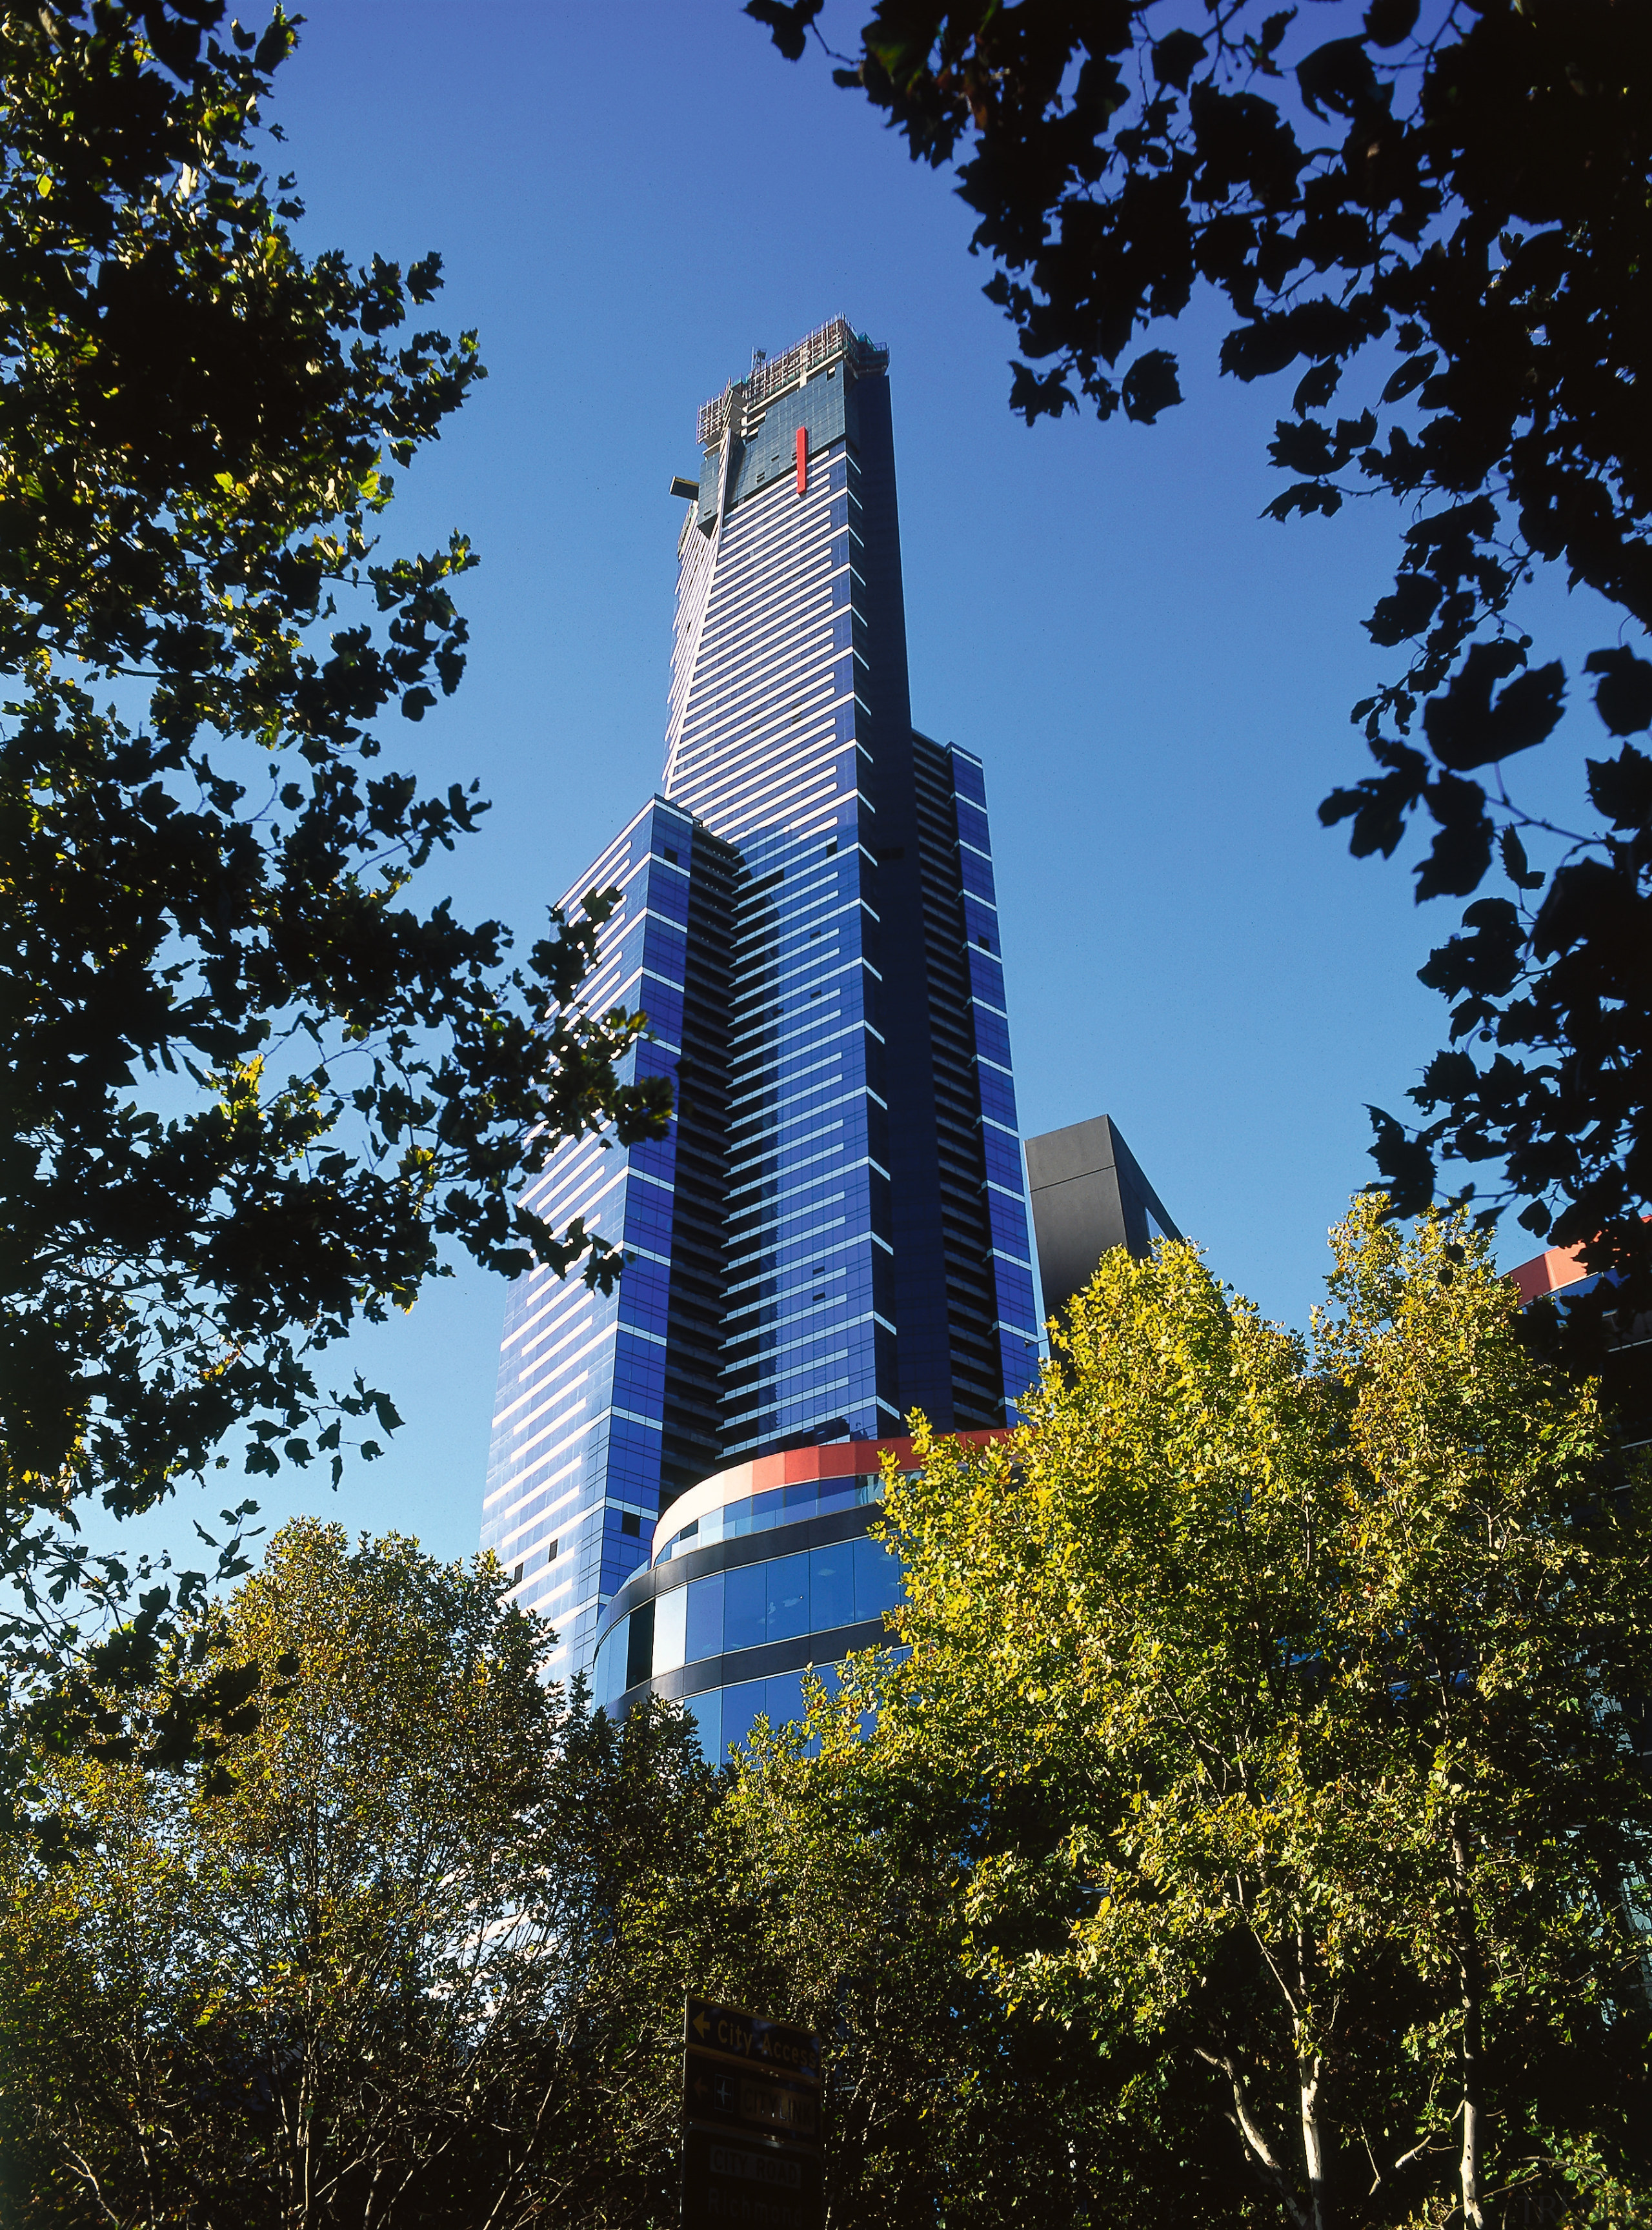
(589, 1435, 962, 1762)
(479, 318, 1038, 1731)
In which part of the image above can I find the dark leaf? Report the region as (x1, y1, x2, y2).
(1422, 643, 1549, 771)
(1498, 827, 1544, 892)
(1122, 349, 1182, 425)
(1151, 29, 1207, 90)
(1380, 351, 1436, 404)
(1364, 0, 1420, 45)
(1415, 774, 1494, 899)
(1584, 646, 1652, 736)
(1296, 37, 1380, 121)
(1293, 361, 1340, 414)
(742, 0, 823, 64)
(1367, 573, 1440, 646)
(1007, 360, 1078, 423)
(1586, 744, 1652, 832)
(1366, 1106, 1436, 1217)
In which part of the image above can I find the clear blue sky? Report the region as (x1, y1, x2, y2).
(137, 1, 1594, 1571)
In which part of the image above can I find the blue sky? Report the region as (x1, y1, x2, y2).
(135, 1, 1597, 1571)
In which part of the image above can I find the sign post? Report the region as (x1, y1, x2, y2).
(681, 1996, 823, 2230)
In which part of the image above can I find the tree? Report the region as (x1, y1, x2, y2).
(0, 1521, 724, 2228)
(781, 1206, 1652, 2227)
(745, 0, 1652, 1335)
(0, 0, 668, 1749)
(713, 1685, 1235, 2229)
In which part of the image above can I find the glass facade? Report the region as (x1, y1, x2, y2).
(480, 318, 1039, 1727)
(588, 1438, 931, 1765)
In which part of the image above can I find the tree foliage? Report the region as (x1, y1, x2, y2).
(0, 1522, 723, 2227)
(769, 1207, 1652, 2228)
(746, 0, 1652, 1328)
(716, 1679, 1232, 2228)
(0, 0, 669, 1741)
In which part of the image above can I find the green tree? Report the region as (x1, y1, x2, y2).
(746, 0, 1652, 1331)
(0, 1521, 723, 2228)
(711, 1685, 1229, 2229)
(0, 0, 668, 1749)
(779, 1205, 1652, 2227)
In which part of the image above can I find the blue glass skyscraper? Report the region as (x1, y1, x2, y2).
(481, 319, 1039, 1721)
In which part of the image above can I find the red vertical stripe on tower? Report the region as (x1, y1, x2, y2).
(795, 425, 807, 495)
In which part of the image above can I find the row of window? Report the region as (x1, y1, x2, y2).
(655, 1472, 884, 1561)
(591, 1531, 907, 1712)
(677, 1654, 902, 1766)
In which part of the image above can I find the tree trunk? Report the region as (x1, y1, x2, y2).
(1294, 1921, 1332, 2230)
(1194, 2044, 1313, 2230)
(1299, 2043, 1330, 2230)
(1452, 1817, 1486, 2230)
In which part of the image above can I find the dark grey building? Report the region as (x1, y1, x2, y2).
(1024, 1113, 1182, 1322)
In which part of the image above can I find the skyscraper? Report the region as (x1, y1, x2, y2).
(479, 319, 1040, 1730)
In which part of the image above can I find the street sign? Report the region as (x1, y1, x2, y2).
(683, 2050, 819, 2142)
(681, 2127, 823, 2230)
(682, 1998, 823, 2230)
(684, 1998, 821, 2086)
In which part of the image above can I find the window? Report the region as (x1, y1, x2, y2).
(664, 846, 679, 864)
(766, 1552, 810, 1642)
(621, 1510, 641, 1537)
(654, 1585, 687, 1676)
(809, 1544, 854, 1630)
(623, 1601, 655, 1692)
(683, 1687, 722, 1759)
(721, 1679, 766, 1749)
(724, 1562, 767, 1652)
(686, 1571, 724, 1661)
(853, 1535, 905, 1619)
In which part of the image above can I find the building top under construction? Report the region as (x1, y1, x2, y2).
(697, 317, 889, 450)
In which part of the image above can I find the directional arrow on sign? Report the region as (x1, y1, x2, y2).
(692, 2011, 711, 2041)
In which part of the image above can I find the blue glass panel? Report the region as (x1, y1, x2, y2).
(949, 751, 987, 806)
(766, 1552, 811, 1641)
(987, 1189, 1031, 1259)
(969, 1011, 1009, 1073)
(681, 1687, 721, 1762)
(653, 1583, 687, 1675)
(967, 948, 1006, 1006)
(592, 1624, 623, 1713)
(960, 847, 997, 904)
(981, 1126, 1024, 1193)
(995, 1259, 1037, 1326)
(765, 1671, 807, 1732)
(809, 1543, 855, 1630)
(722, 1678, 767, 1753)
(724, 1561, 767, 1652)
(954, 798, 991, 853)
(685, 1571, 723, 1662)
(979, 1068, 1019, 1129)
(853, 1534, 904, 1621)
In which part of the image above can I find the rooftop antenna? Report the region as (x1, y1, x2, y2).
(750, 345, 767, 374)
